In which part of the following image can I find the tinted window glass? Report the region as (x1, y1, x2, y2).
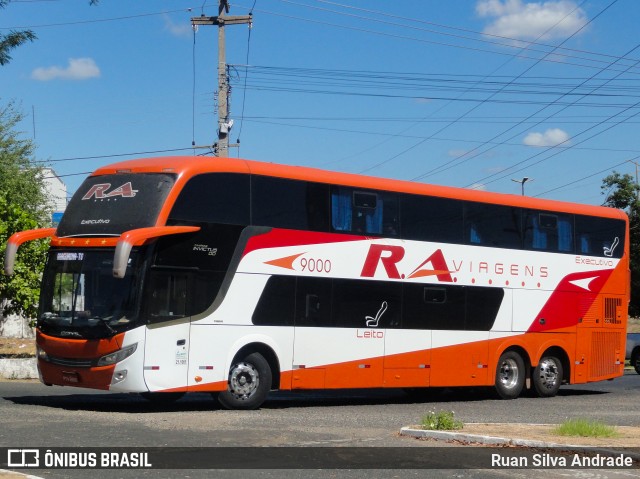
(295, 277, 333, 327)
(575, 216, 625, 258)
(403, 284, 502, 331)
(401, 195, 463, 243)
(403, 284, 465, 330)
(58, 173, 175, 236)
(252, 276, 295, 326)
(523, 211, 574, 253)
(154, 224, 243, 271)
(466, 286, 503, 331)
(169, 173, 250, 225)
(332, 279, 401, 328)
(252, 177, 330, 231)
(331, 187, 399, 236)
(145, 271, 188, 322)
(465, 203, 522, 248)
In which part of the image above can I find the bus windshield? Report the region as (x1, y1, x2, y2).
(38, 249, 145, 339)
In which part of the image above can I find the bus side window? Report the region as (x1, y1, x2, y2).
(575, 215, 625, 258)
(331, 187, 398, 236)
(402, 284, 463, 330)
(252, 276, 295, 326)
(252, 177, 330, 231)
(464, 203, 522, 248)
(331, 188, 352, 232)
(295, 277, 332, 327)
(145, 271, 188, 323)
(524, 211, 574, 253)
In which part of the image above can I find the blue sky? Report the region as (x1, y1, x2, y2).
(2, 0, 640, 205)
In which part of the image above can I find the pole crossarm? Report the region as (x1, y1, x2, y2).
(191, 15, 252, 26)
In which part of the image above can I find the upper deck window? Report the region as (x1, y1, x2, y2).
(169, 173, 250, 225)
(57, 173, 175, 237)
(331, 187, 399, 236)
(252, 176, 330, 231)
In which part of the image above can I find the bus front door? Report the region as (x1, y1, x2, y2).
(142, 271, 191, 392)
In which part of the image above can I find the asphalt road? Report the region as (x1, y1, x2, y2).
(0, 372, 639, 479)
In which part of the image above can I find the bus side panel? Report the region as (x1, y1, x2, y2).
(430, 331, 490, 386)
(293, 327, 384, 389)
(575, 328, 625, 383)
(383, 330, 430, 388)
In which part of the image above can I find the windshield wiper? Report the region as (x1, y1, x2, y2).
(97, 318, 117, 335)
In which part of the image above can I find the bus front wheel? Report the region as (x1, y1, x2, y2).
(494, 351, 525, 399)
(218, 352, 272, 410)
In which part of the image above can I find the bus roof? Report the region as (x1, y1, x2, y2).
(92, 156, 626, 220)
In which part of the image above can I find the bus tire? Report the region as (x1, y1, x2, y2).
(218, 352, 271, 410)
(494, 351, 525, 399)
(532, 355, 563, 397)
(631, 349, 640, 375)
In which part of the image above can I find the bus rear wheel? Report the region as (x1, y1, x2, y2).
(494, 351, 525, 399)
(632, 350, 640, 375)
(218, 352, 272, 410)
(532, 355, 563, 397)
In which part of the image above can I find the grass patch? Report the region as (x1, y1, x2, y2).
(421, 410, 463, 431)
(554, 419, 619, 438)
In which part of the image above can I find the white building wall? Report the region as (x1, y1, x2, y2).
(40, 167, 67, 213)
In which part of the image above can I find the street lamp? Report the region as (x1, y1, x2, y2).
(511, 177, 532, 196)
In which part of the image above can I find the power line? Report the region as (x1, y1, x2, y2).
(311, 0, 640, 68)
(359, 0, 610, 177)
(245, 2, 640, 75)
(407, 4, 637, 184)
(0, 7, 194, 30)
(34, 147, 195, 164)
(461, 42, 640, 188)
(535, 157, 638, 197)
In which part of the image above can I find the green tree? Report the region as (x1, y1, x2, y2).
(601, 171, 640, 316)
(1, 0, 98, 66)
(0, 102, 48, 217)
(0, 1, 36, 66)
(0, 195, 49, 319)
(0, 103, 50, 318)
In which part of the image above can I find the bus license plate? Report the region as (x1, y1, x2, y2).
(62, 371, 80, 384)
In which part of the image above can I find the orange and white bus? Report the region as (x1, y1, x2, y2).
(5, 156, 629, 409)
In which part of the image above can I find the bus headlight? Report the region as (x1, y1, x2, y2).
(36, 346, 49, 362)
(97, 343, 137, 366)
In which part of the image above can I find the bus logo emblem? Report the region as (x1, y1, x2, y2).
(82, 182, 138, 200)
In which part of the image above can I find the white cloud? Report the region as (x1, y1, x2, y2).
(468, 183, 487, 191)
(31, 58, 100, 81)
(164, 14, 192, 37)
(448, 149, 470, 158)
(476, 0, 588, 41)
(523, 128, 570, 147)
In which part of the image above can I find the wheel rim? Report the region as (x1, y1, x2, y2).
(228, 362, 259, 400)
(537, 358, 559, 390)
(499, 358, 520, 390)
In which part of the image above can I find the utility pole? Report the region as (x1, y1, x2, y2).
(629, 159, 640, 202)
(192, 1, 252, 157)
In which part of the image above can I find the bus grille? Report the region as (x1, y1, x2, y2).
(604, 297, 622, 324)
(589, 331, 621, 380)
(46, 356, 94, 368)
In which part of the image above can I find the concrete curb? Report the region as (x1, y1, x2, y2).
(400, 425, 640, 458)
(0, 358, 37, 380)
(0, 469, 45, 479)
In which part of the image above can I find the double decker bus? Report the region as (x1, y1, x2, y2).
(5, 156, 629, 409)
